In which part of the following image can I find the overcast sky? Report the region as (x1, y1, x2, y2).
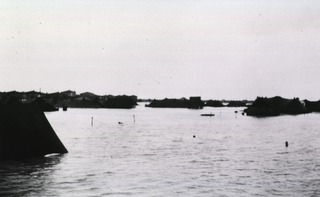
(1, 0, 320, 100)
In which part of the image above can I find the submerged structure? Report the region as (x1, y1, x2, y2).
(146, 97, 204, 109)
(227, 100, 247, 107)
(204, 100, 224, 107)
(244, 97, 280, 116)
(245, 96, 309, 117)
(304, 100, 320, 112)
(0, 103, 68, 160)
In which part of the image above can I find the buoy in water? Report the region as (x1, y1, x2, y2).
(285, 141, 289, 147)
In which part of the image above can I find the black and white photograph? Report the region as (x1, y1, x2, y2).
(1, 0, 320, 196)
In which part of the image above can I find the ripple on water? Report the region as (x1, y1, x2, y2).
(1, 108, 320, 196)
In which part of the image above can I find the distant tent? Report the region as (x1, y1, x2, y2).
(0, 103, 68, 160)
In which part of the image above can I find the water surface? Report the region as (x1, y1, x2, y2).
(1, 105, 320, 196)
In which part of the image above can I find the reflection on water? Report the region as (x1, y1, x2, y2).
(1, 106, 320, 196)
(0, 155, 65, 197)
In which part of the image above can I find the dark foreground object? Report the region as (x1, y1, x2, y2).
(31, 97, 58, 112)
(0, 103, 68, 161)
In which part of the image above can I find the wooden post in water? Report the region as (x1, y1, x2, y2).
(91, 117, 93, 127)
(285, 141, 289, 147)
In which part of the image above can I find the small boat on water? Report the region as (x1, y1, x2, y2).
(201, 113, 215, 117)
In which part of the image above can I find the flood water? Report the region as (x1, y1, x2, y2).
(1, 104, 320, 196)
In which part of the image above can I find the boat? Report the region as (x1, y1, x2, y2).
(201, 113, 215, 117)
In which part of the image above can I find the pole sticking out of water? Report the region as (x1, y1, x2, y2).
(285, 141, 289, 147)
(91, 117, 93, 127)
(133, 115, 135, 123)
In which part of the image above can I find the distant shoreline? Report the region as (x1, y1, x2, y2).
(0, 90, 253, 108)
(1, 91, 320, 116)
